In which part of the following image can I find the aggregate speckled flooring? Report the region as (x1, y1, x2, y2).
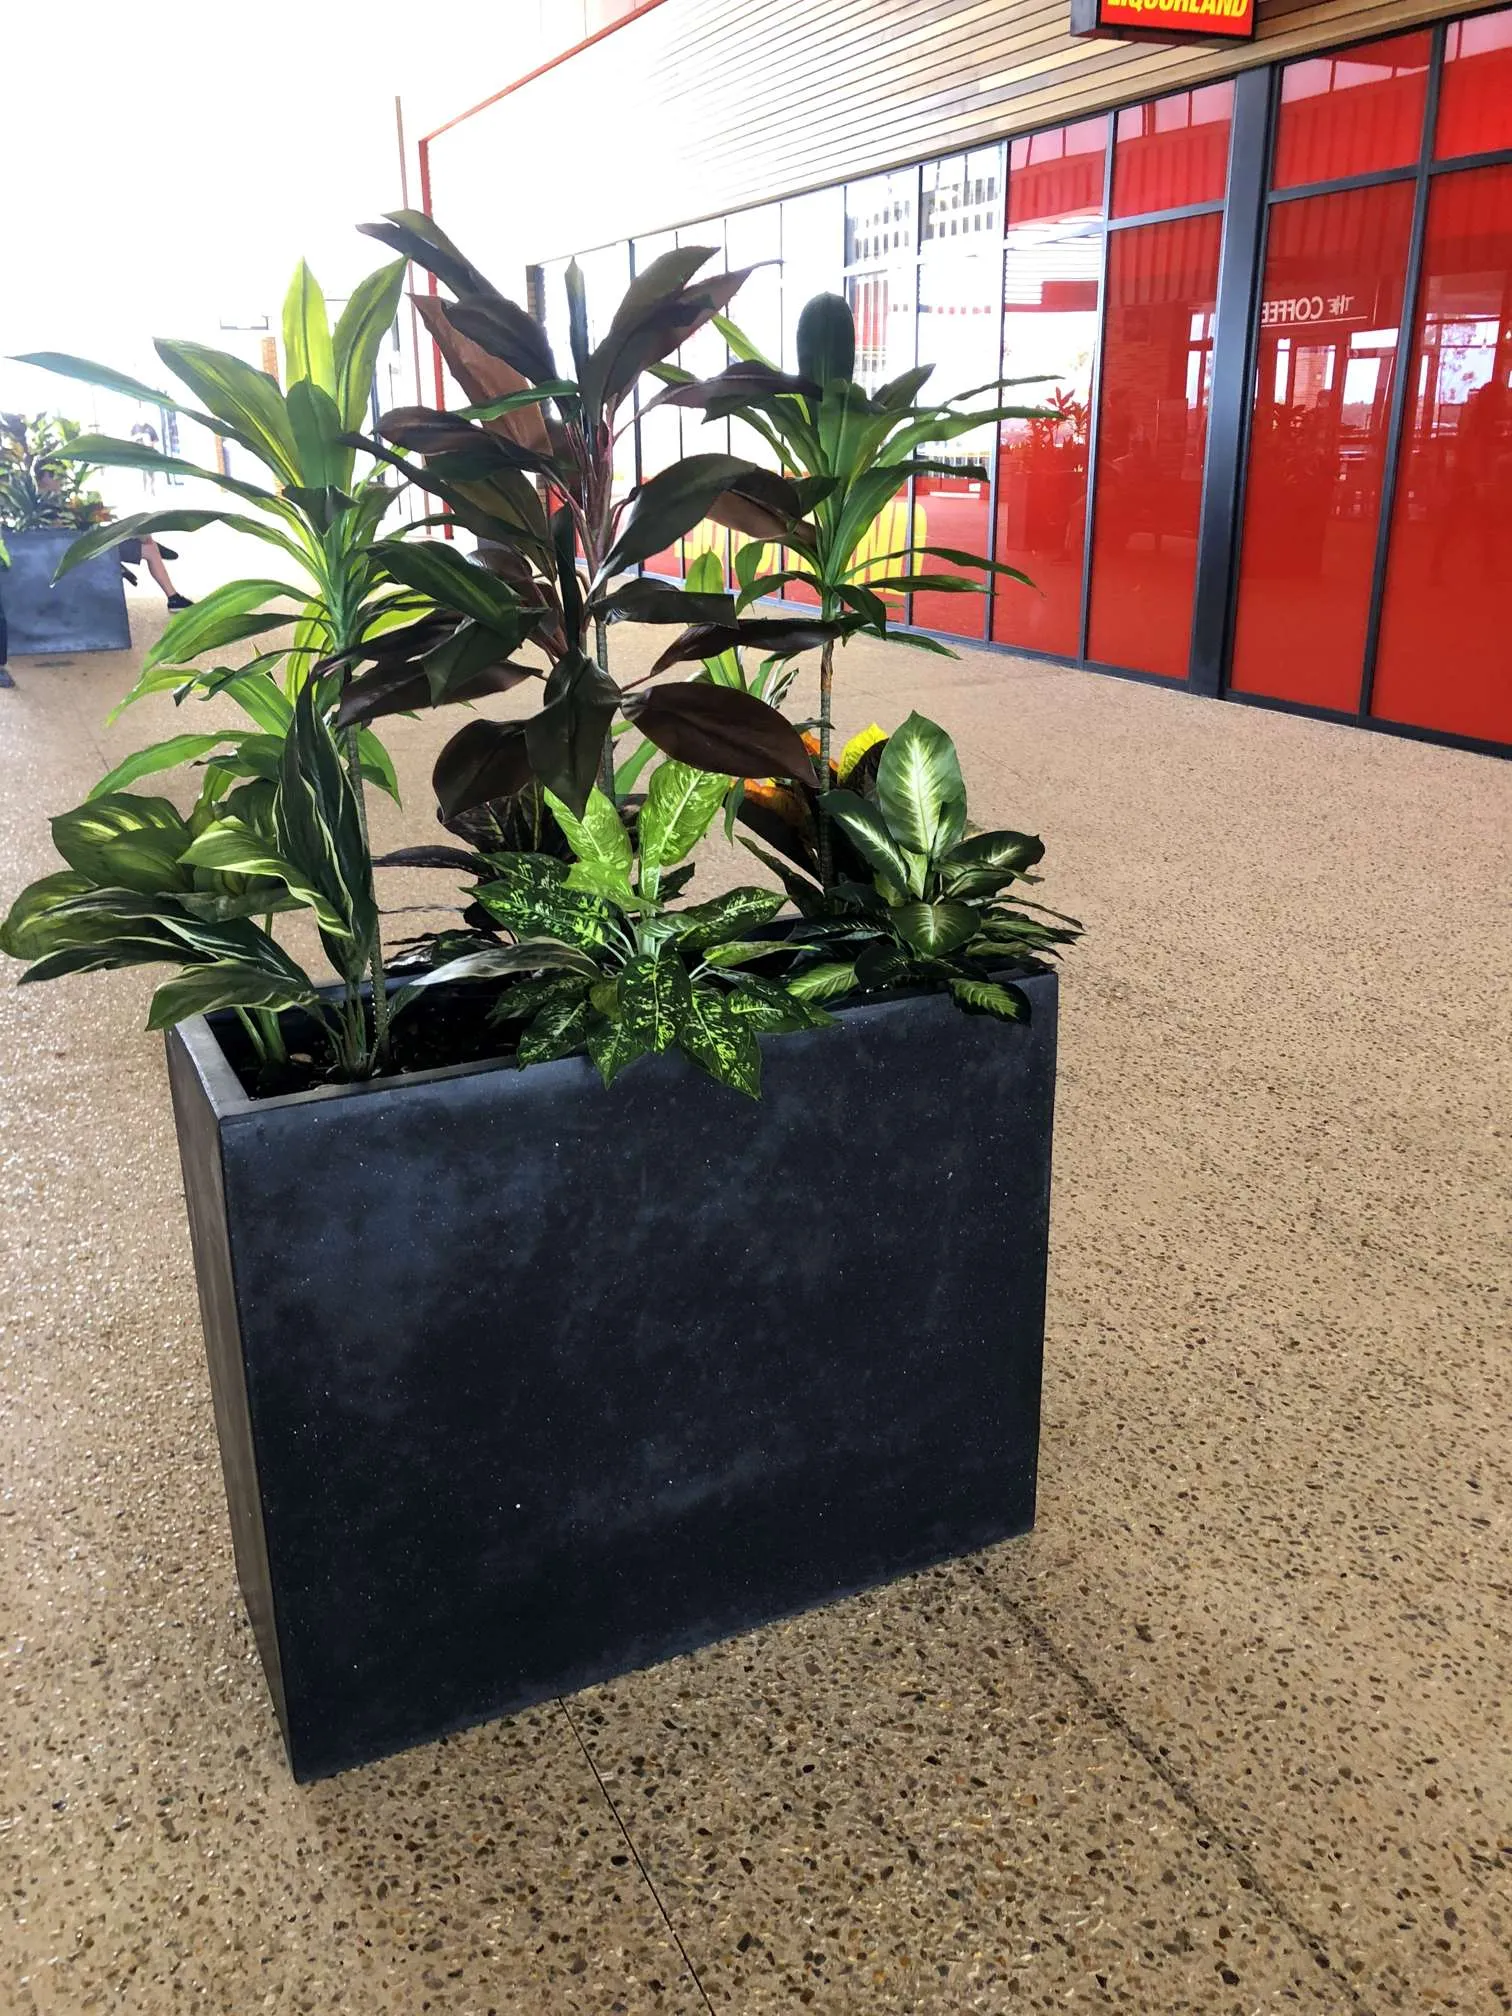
(1, 571, 1508, 2014)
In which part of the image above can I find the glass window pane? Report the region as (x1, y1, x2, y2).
(843, 265, 917, 603)
(1229, 183, 1416, 711)
(845, 168, 917, 268)
(678, 227, 730, 580)
(1085, 212, 1224, 681)
(1371, 163, 1512, 743)
(922, 146, 1005, 245)
(781, 187, 845, 371)
(725, 203, 783, 365)
(994, 216, 1101, 658)
(632, 232, 682, 576)
(1437, 5, 1512, 159)
(1112, 83, 1233, 219)
(1009, 117, 1107, 228)
(914, 245, 999, 638)
(1271, 32, 1430, 190)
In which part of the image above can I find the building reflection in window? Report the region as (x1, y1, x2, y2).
(993, 117, 1107, 658)
(1085, 212, 1224, 680)
(1230, 183, 1416, 710)
(1371, 162, 1512, 742)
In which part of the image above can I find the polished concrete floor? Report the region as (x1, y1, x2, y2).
(1, 575, 1508, 2014)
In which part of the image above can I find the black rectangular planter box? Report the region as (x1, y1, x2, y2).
(166, 972, 1058, 1780)
(3, 527, 130, 654)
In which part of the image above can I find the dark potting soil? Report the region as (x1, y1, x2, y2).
(217, 986, 524, 1102)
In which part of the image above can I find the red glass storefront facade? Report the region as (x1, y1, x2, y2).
(533, 5, 1512, 753)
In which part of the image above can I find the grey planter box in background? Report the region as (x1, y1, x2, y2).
(3, 527, 130, 654)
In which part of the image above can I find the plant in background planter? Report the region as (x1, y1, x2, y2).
(0, 412, 128, 654)
(0, 222, 1078, 1779)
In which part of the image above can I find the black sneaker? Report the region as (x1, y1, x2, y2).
(0, 665, 14, 688)
(166, 593, 194, 611)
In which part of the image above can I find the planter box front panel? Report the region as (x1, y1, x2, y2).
(169, 974, 1057, 1778)
(4, 529, 131, 654)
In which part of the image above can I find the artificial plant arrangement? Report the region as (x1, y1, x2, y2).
(0, 412, 112, 532)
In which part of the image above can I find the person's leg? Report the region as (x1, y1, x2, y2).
(141, 535, 192, 609)
(0, 588, 12, 688)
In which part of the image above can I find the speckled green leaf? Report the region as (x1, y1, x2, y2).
(947, 976, 1025, 1021)
(617, 945, 691, 1054)
(473, 854, 615, 949)
(517, 993, 591, 1064)
(675, 885, 785, 951)
(676, 983, 762, 1098)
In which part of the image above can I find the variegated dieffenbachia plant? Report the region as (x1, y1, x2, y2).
(397, 758, 833, 1098)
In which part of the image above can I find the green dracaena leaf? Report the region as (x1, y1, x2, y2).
(140, 578, 298, 677)
(85, 733, 247, 802)
(785, 959, 858, 1003)
(333, 258, 407, 431)
(282, 260, 336, 395)
(51, 794, 197, 894)
(0, 871, 96, 959)
(146, 960, 318, 1033)
(796, 293, 856, 389)
(815, 791, 914, 892)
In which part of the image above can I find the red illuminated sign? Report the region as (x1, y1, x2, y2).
(1069, 0, 1256, 42)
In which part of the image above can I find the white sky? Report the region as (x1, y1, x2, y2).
(0, 0, 558, 415)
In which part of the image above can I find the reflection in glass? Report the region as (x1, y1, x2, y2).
(1272, 32, 1430, 189)
(1371, 163, 1512, 743)
(1085, 212, 1224, 680)
(921, 147, 1004, 245)
(780, 187, 845, 371)
(845, 168, 917, 266)
(1437, 5, 1512, 158)
(914, 240, 998, 638)
(1009, 117, 1107, 228)
(994, 220, 1101, 657)
(1112, 84, 1232, 219)
(1230, 184, 1415, 710)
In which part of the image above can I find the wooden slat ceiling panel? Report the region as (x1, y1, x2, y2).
(429, 0, 1468, 262)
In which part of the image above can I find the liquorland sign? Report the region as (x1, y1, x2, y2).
(1069, 0, 1257, 42)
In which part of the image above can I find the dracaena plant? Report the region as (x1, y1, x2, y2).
(9, 256, 450, 1066)
(338, 210, 840, 825)
(657, 292, 1051, 881)
(752, 714, 1082, 1021)
(397, 758, 833, 1098)
(0, 683, 395, 1076)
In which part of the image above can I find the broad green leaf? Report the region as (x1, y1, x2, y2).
(785, 959, 857, 1003)
(637, 760, 731, 890)
(942, 828, 1045, 877)
(516, 993, 590, 1065)
(543, 785, 633, 885)
(458, 381, 579, 422)
(875, 712, 968, 862)
(675, 984, 761, 1099)
(890, 899, 978, 957)
(815, 790, 913, 891)
(50, 509, 304, 583)
(948, 976, 1025, 1022)
(474, 855, 615, 949)
(282, 260, 336, 395)
(700, 939, 792, 967)
(155, 339, 301, 485)
(398, 939, 600, 995)
(333, 258, 407, 431)
(485, 973, 587, 1024)
(587, 1007, 651, 1088)
(179, 820, 347, 936)
(48, 433, 294, 516)
(564, 860, 644, 911)
(725, 970, 837, 1033)
(51, 794, 196, 894)
(616, 944, 691, 1057)
(146, 961, 316, 1032)
(675, 885, 785, 950)
(86, 734, 244, 801)
(275, 681, 377, 967)
(371, 537, 534, 638)
(286, 378, 347, 492)
(141, 579, 298, 677)
(0, 871, 95, 959)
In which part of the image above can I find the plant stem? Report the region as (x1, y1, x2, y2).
(342, 722, 390, 1068)
(593, 614, 616, 801)
(815, 634, 836, 888)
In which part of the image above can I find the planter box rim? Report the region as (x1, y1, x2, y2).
(179, 962, 1055, 1122)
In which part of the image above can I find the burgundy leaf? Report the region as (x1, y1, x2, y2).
(411, 295, 551, 454)
(622, 683, 817, 783)
(649, 617, 838, 676)
(433, 718, 534, 821)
